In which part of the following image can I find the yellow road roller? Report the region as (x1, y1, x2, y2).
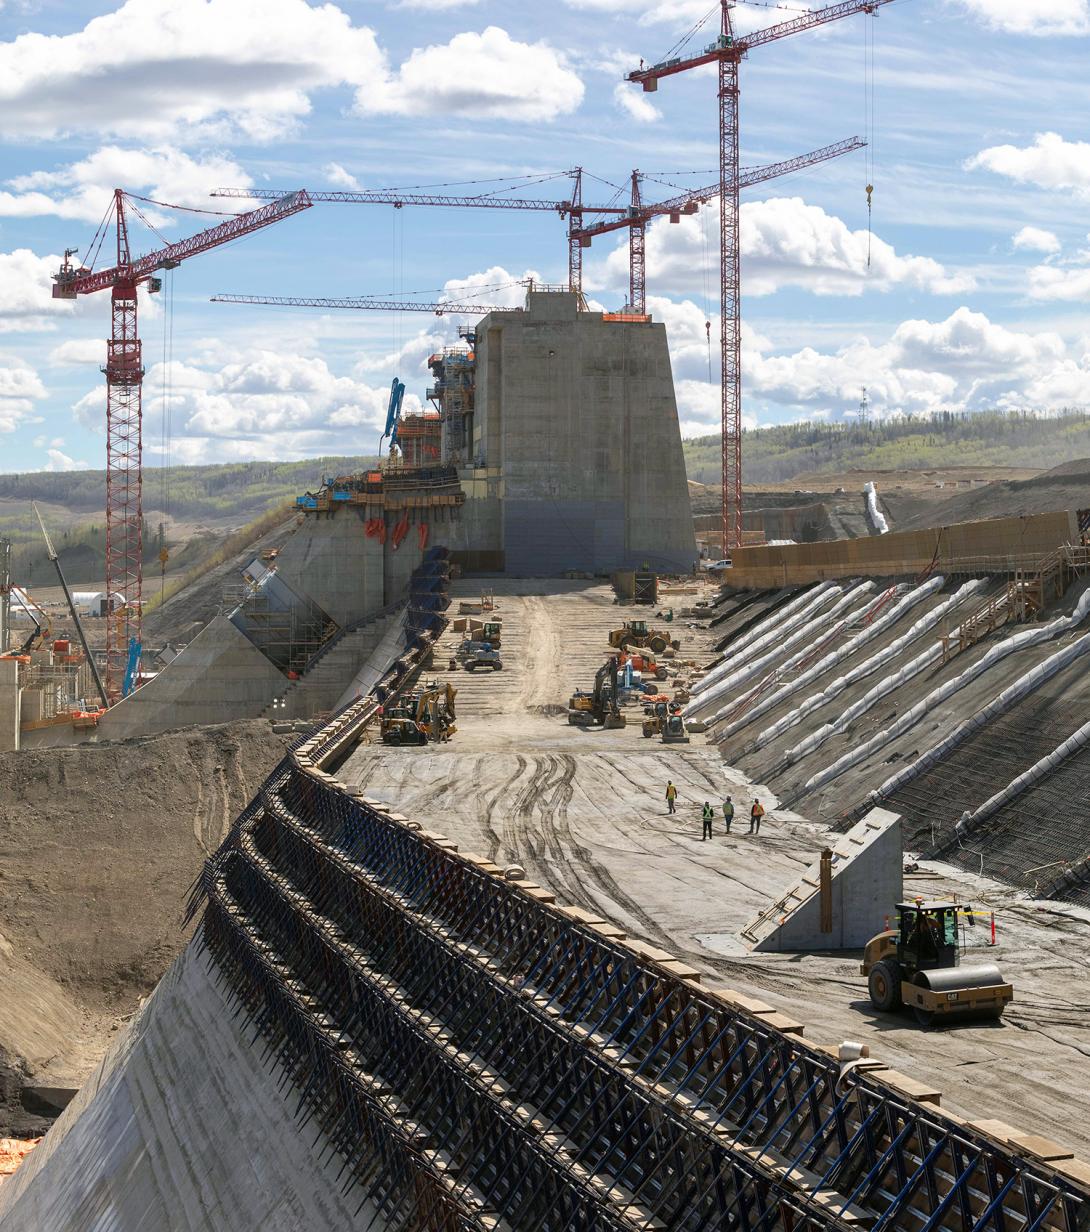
(861, 900, 1013, 1028)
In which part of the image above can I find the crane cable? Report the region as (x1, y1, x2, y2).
(701, 204, 713, 382)
(865, 11, 877, 269)
(158, 269, 174, 601)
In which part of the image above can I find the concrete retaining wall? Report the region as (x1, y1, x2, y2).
(725, 510, 1077, 589)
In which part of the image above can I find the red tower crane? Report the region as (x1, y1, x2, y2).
(212, 174, 628, 302)
(574, 138, 866, 315)
(211, 294, 504, 315)
(52, 188, 312, 697)
(628, 1, 895, 551)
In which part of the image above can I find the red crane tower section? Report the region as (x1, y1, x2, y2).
(628, 1, 894, 552)
(52, 189, 312, 697)
(574, 138, 867, 315)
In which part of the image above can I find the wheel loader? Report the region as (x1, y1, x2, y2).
(608, 619, 680, 655)
(861, 900, 1012, 1027)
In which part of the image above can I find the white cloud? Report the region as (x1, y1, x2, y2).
(658, 301, 1087, 427)
(44, 448, 90, 471)
(590, 197, 973, 299)
(441, 265, 541, 308)
(952, 0, 1090, 36)
(0, 0, 388, 142)
(0, 3, 580, 142)
(324, 162, 362, 191)
(0, 248, 74, 333)
(561, 0, 779, 34)
(0, 146, 253, 223)
(967, 133, 1090, 198)
(0, 359, 47, 432)
(1012, 225, 1061, 254)
(357, 27, 584, 122)
(1027, 264, 1090, 301)
(122, 349, 427, 464)
(49, 338, 105, 364)
(716, 307, 1076, 421)
(613, 82, 660, 122)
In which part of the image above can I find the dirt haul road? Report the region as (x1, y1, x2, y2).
(344, 579, 1090, 1158)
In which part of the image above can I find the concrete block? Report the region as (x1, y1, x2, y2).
(742, 809, 903, 952)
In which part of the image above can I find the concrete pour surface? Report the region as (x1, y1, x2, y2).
(343, 580, 1090, 1158)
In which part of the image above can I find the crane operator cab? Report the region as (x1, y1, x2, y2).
(861, 900, 1013, 1028)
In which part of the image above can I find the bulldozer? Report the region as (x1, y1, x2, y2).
(608, 619, 680, 655)
(568, 658, 626, 729)
(861, 900, 1013, 1027)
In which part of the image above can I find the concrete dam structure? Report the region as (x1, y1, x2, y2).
(96, 466, 464, 740)
(5, 588, 1089, 1229)
(446, 291, 696, 575)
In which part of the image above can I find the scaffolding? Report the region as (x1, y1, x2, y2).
(228, 573, 338, 676)
(427, 347, 475, 465)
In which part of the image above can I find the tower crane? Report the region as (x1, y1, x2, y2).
(52, 188, 312, 696)
(210, 294, 504, 315)
(627, 1, 895, 552)
(211, 173, 629, 302)
(574, 138, 866, 315)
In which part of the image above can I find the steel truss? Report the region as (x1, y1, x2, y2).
(195, 766, 1090, 1232)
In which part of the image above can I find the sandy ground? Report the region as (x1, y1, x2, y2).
(0, 719, 292, 1136)
(343, 579, 1090, 1158)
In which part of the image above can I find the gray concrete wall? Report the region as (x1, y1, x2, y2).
(95, 615, 286, 739)
(0, 943, 385, 1230)
(465, 292, 696, 575)
(743, 809, 903, 952)
(275, 507, 385, 627)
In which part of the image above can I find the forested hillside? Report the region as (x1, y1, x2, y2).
(682, 410, 1090, 485)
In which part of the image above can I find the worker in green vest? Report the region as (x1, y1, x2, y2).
(722, 796, 734, 834)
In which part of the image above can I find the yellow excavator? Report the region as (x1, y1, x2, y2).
(381, 680, 457, 745)
(568, 658, 626, 729)
(861, 900, 1012, 1028)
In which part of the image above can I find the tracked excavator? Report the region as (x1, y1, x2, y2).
(862, 900, 1013, 1027)
(568, 657, 626, 729)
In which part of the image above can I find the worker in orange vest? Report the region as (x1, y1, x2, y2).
(749, 798, 765, 836)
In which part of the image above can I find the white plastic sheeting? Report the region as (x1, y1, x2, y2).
(865, 629, 1090, 809)
(771, 579, 985, 761)
(863, 482, 889, 535)
(693, 582, 876, 727)
(798, 586, 1090, 800)
(954, 715, 1090, 841)
(688, 582, 839, 702)
(715, 577, 938, 746)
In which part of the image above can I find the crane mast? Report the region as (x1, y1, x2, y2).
(52, 189, 311, 697)
(628, 0, 894, 552)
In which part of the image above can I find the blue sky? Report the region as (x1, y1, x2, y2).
(2, 0, 1090, 481)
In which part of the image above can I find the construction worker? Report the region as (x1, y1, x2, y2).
(665, 780, 678, 814)
(749, 798, 765, 836)
(722, 795, 734, 834)
(701, 802, 714, 840)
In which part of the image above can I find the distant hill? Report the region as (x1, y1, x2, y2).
(0, 454, 377, 585)
(681, 410, 1090, 486)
